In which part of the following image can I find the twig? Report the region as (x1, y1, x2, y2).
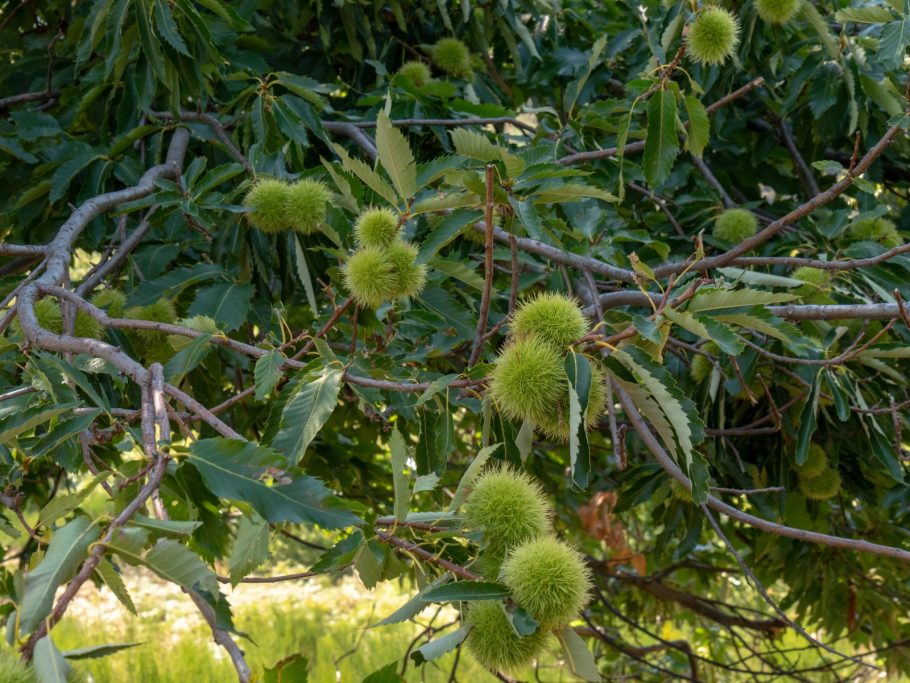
(376, 530, 480, 580)
(469, 165, 496, 366)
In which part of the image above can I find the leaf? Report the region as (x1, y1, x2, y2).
(263, 653, 309, 683)
(795, 372, 821, 467)
(428, 257, 485, 290)
(20, 516, 101, 633)
(152, 0, 190, 56)
(416, 209, 483, 263)
(0, 404, 77, 445)
(293, 236, 318, 315)
(130, 515, 201, 536)
(255, 351, 286, 401)
(109, 538, 219, 598)
(362, 662, 404, 682)
(390, 428, 411, 522)
(531, 183, 617, 204)
(716, 267, 805, 288)
(410, 627, 470, 665)
(95, 559, 137, 615)
(164, 333, 214, 383)
(331, 143, 398, 206)
(376, 111, 417, 200)
(33, 635, 72, 683)
(37, 471, 112, 527)
(688, 287, 797, 312)
(663, 308, 743, 356)
(835, 6, 894, 23)
(62, 642, 142, 660)
(880, 18, 910, 67)
(187, 438, 361, 529)
(449, 128, 501, 162)
(643, 88, 679, 187)
(564, 35, 607, 117)
(187, 282, 253, 332)
(376, 575, 451, 626)
(420, 581, 510, 603)
(565, 351, 592, 489)
(417, 408, 454, 476)
(557, 625, 600, 682)
(272, 365, 344, 464)
(684, 95, 710, 158)
(448, 443, 501, 511)
(228, 514, 270, 586)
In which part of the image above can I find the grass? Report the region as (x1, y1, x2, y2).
(50, 570, 572, 682)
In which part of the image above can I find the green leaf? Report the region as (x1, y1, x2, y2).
(187, 438, 361, 529)
(428, 257, 485, 290)
(663, 308, 743, 355)
(835, 6, 894, 23)
(417, 408, 454, 476)
(376, 575, 452, 626)
(683, 95, 710, 158)
(410, 627, 469, 664)
(109, 538, 219, 597)
(448, 443, 501, 511)
(95, 559, 136, 615)
(880, 18, 910, 67)
(362, 662, 404, 682)
(152, 0, 190, 56)
(130, 515, 201, 536)
(449, 128, 501, 162)
(390, 428, 411, 522)
(0, 402, 77, 446)
(643, 88, 679, 186)
(187, 282, 253, 332)
(33, 635, 72, 683)
(565, 351, 592, 489)
(20, 516, 101, 633)
(263, 653, 309, 683)
(37, 472, 112, 527)
(255, 351, 286, 401)
(420, 581, 510, 603)
(164, 333, 214, 383)
(228, 514, 270, 586)
(688, 287, 797, 312)
(531, 183, 617, 204)
(556, 625, 600, 682)
(331, 143, 398, 206)
(62, 642, 142, 660)
(293, 236, 319, 315)
(564, 36, 607, 117)
(795, 372, 821, 467)
(376, 111, 417, 200)
(272, 365, 344, 464)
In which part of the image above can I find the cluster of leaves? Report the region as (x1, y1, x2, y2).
(2, 0, 910, 681)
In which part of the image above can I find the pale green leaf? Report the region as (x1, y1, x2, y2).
(376, 111, 417, 199)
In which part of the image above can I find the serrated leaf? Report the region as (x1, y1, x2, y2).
(795, 372, 821, 466)
(836, 6, 894, 23)
(228, 514, 270, 586)
(255, 351, 285, 401)
(376, 575, 451, 626)
(880, 18, 910, 68)
(34, 635, 71, 683)
(449, 443, 501, 511)
(420, 581, 510, 602)
(390, 428, 410, 522)
(410, 627, 469, 664)
(62, 641, 142, 660)
(95, 559, 136, 615)
(664, 308, 743, 355)
(449, 128, 501, 162)
(21, 516, 101, 633)
(688, 287, 797, 313)
(684, 95, 709, 158)
(188, 282, 253, 332)
(565, 352, 592, 489)
(643, 88, 679, 186)
(376, 111, 416, 199)
(331, 143, 398, 206)
(293, 235, 319, 315)
(272, 365, 344, 464)
(37, 471, 111, 527)
(557, 625, 600, 682)
(428, 257, 485, 290)
(187, 438, 360, 529)
(163, 333, 213, 383)
(152, 0, 190, 56)
(531, 183, 617, 204)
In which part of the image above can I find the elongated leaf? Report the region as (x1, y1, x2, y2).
(188, 282, 253, 332)
(565, 351, 592, 489)
(37, 472, 111, 527)
(95, 559, 136, 615)
(376, 111, 416, 199)
(643, 88, 679, 186)
(410, 627, 470, 664)
(0, 403, 78, 445)
(228, 514, 270, 586)
(164, 333, 214, 383)
(21, 516, 101, 633)
(331, 143, 398, 206)
(34, 635, 71, 683)
(564, 35, 607, 116)
(795, 372, 821, 466)
(187, 438, 361, 529)
(293, 236, 318, 315)
(684, 95, 709, 158)
(689, 287, 798, 312)
(376, 575, 451, 626)
(272, 365, 344, 464)
(557, 625, 600, 682)
(390, 428, 410, 522)
(62, 642, 141, 660)
(532, 183, 617, 204)
(836, 6, 894, 23)
(449, 128, 500, 162)
(449, 443, 501, 511)
(420, 581, 509, 603)
(255, 350, 285, 401)
(663, 308, 743, 355)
